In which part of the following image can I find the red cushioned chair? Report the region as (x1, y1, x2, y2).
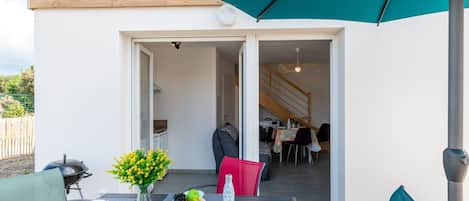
(216, 156, 265, 196)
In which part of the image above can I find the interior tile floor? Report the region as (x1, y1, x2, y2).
(153, 152, 330, 201)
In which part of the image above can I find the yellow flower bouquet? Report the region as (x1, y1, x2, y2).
(109, 149, 170, 201)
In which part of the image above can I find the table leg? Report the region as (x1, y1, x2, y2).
(307, 147, 314, 165)
(279, 149, 283, 164)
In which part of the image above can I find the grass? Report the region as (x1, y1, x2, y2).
(0, 154, 34, 178)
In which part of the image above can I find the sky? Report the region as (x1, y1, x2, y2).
(0, 0, 33, 75)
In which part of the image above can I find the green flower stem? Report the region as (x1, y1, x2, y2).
(139, 185, 149, 193)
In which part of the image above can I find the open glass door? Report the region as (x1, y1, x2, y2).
(133, 44, 154, 151)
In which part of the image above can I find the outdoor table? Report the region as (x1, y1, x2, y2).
(272, 128, 321, 164)
(99, 193, 294, 201)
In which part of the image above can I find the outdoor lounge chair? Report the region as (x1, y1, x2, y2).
(186, 156, 265, 196)
(216, 156, 265, 196)
(0, 169, 67, 201)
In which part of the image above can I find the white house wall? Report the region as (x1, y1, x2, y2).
(343, 18, 448, 201)
(34, 6, 469, 201)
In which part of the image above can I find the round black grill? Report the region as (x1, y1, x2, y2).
(43, 154, 92, 199)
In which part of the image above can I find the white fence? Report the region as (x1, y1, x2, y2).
(0, 116, 35, 160)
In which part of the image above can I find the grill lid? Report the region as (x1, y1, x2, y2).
(43, 154, 89, 177)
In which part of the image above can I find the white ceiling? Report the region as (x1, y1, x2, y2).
(143, 40, 330, 65)
(260, 40, 330, 65)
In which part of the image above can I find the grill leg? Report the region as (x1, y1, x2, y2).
(76, 183, 84, 200)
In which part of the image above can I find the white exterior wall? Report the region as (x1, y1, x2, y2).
(34, 6, 469, 201)
(343, 18, 449, 201)
(151, 46, 216, 170)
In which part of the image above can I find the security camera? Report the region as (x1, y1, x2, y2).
(171, 42, 182, 50)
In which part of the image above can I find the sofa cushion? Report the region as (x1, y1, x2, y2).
(0, 169, 66, 201)
(218, 130, 239, 157)
(258, 150, 271, 181)
(212, 130, 224, 174)
(220, 124, 239, 142)
(213, 129, 239, 173)
(213, 127, 272, 180)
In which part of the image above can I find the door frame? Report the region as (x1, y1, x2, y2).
(131, 36, 247, 155)
(129, 30, 344, 201)
(256, 33, 343, 201)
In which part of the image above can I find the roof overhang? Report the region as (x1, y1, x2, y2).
(28, 0, 223, 9)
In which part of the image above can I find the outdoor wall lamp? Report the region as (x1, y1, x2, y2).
(217, 4, 237, 26)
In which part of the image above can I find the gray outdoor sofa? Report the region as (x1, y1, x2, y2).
(212, 124, 272, 180)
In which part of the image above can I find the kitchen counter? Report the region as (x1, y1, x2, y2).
(153, 129, 168, 150)
(154, 128, 167, 134)
(154, 129, 168, 137)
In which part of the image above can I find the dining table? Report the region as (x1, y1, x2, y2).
(272, 127, 321, 164)
(98, 193, 294, 201)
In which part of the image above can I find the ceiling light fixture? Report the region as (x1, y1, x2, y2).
(294, 48, 302, 73)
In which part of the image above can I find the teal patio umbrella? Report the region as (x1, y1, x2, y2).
(223, 0, 469, 200)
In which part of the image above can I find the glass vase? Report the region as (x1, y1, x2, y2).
(137, 185, 152, 201)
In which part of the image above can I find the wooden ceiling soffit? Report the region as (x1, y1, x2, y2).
(29, 0, 223, 9)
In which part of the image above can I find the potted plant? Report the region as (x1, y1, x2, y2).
(109, 149, 170, 201)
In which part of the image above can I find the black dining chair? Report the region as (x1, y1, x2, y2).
(317, 123, 330, 143)
(314, 123, 330, 162)
(286, 128, 312, 166)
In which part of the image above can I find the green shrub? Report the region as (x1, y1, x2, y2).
(0, 96, 25, 118)
(2, 102, 25, 118)
(0, 66, 34, 114)
(23, 169, 33, 175)
(5, 76, 20, 94)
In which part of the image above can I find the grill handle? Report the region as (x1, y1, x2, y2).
(82, 172, 93, 178)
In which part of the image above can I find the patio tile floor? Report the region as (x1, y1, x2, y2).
(153, 152, 330, 201)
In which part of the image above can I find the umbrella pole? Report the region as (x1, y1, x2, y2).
(445, 0, 468, 201)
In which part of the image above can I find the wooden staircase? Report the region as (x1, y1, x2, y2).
(259, 64, 312, 127)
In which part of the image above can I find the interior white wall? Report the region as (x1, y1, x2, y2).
(33, 6, 469, 200)
(259, 62, 331, 128)
(216, 51, 222, 128)
(216, 50, 237, 127)
(151, 46, 216, 170)
(284, 64, 330, 127)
